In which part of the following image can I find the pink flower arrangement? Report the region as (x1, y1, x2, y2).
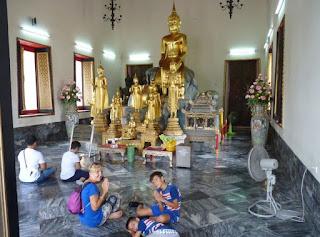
(60, 81, 81, 104)
(245, 74, 272, 108)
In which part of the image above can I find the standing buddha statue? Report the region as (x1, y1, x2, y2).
(114, 88, 123, 121)
(129, 74, 143, 113)
(90, 62, 109, 132)
(92, 63, 109, 115)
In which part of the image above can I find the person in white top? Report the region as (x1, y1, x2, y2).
(18, 135, 56, 183)
(60, 141, 89, 184)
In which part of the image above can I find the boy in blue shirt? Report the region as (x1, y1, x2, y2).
(126, 216, 180, 237)
(134, 171, 181, 224)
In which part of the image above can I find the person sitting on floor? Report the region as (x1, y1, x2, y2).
(60, 141, 89, 184)
(132, 171, 181, 224)
(17, 135, 56, 183)
(78, 163, 123, 227)
(126, 216, 180, 237)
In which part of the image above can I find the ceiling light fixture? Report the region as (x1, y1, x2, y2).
(20, 26, 50, 38)
(219, 0, 243, 19)
(103, 50, 116, 59)
(75, 42, 93, 51)
(103, 0, 122, 30)
(275, 0, 284, 14)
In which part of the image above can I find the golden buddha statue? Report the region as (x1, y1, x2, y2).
(114, 89, 123, 121)
(149, 79, 162, 119)
(168, 77, 179, 118)
(129, 74, 143, 112)
(92, 63, 109, 116)
(122, 115, 137, 139)
(147, 93, 156, 121)
(90, 63, 109, 132)
(155, 3, 187, 96)
(110, 97, 116, 122)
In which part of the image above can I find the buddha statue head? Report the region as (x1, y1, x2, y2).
(168, 3, 181, 33)
(116, 88, 121, 98)
(97, 62, 104, 75)
(133, 73, 139, 85)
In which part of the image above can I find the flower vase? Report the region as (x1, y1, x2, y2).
(64, 103, 79, 138)
(250, 104, 269, 147)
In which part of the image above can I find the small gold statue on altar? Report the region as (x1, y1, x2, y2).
(155, 2, 187, 97)
(149, 79, 162, 119)
(90, 63, 109, 132)
(121, 115, 137, 139)
(129, 74, 143, 112)
(104, 95, 122, 138)
(129, 74, 143, 124)
(114, 88, 123, 122)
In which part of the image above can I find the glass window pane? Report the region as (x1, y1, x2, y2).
(75, 60, 83, 106)
(23, 51, 37, 110)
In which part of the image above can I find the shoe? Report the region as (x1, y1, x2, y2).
(76, 180, 84, 185)
(129, 201, 143, 208)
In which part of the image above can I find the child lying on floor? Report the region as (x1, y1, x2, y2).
(126, 216, 180, 237)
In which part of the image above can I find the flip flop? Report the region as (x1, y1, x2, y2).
(128, 201, 143, 208)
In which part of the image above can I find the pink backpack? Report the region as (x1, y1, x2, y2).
(67, 183, 90, 214)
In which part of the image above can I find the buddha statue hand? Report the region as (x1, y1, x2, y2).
(169, 61, 178, 73)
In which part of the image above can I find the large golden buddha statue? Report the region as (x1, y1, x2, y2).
(155, 3, 187, 96)
(92, 63, 109, 116)
(90, 63, 109, 132)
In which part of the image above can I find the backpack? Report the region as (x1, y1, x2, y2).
(67, 183, 91, 214)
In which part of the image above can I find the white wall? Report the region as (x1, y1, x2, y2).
(7, 0, 123, 128)
(119, 0, 268, 107)
(266, 0, 320, 182)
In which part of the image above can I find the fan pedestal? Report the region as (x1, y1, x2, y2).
(248, 171, 281, 218)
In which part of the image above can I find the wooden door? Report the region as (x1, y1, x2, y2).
(227, 60, 258, 126)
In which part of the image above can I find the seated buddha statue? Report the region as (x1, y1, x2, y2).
(155, 3, 188, 96)
(122, 116, 136, 139)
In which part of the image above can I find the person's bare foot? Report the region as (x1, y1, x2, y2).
(109, 210, 123, 219)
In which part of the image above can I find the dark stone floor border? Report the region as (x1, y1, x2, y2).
(269, 125, 320, 236)
(13, 118, 92, 152)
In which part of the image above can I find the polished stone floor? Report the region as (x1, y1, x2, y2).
(16, 130, 313, 237)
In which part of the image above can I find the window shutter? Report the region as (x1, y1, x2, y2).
(82, 60, 94, 109)
(35, 48, 54, 113)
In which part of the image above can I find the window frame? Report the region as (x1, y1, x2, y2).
(17, 38, 55, 118)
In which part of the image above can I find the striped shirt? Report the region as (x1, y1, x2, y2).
(158, 183, 181, 216)
(138, 218, 172, 235)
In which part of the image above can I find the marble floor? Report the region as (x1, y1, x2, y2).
(16, 130, 313, 237)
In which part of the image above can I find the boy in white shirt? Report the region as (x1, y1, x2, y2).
(60, 141, 89, 184)
(18, 135, 56, 183)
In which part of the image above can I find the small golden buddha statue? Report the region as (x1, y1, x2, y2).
(147, 93, 156, 121)
(114, 88, 123, 120)
(168, 77, 179, 118)
(155, 3, 188, 96)
(92, 63, 109, 116)
(122, 115, 137, 139)
(129, 74, 143, 112)
(142, 111, 149, 127)
(149, 79, 162, 119)
(110, 97, 116, 122)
